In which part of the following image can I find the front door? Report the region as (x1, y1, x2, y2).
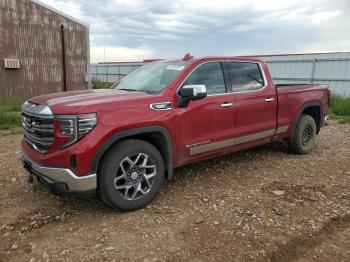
(173, 62, 236, 165)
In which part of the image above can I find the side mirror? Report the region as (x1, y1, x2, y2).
(177, 85, 207, 108)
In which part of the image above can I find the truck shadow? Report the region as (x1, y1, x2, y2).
(171, 141, 289, 182)
(28, 141, 289, 215)
(47, 141, 288, 213)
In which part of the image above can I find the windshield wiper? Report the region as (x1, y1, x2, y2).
(118, 88, 139, 92)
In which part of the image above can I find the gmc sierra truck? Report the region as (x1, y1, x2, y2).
(21, 54, 331, 211)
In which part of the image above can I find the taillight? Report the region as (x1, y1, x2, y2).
(57, 113, 97, 148)
(327, 89, 332, 107)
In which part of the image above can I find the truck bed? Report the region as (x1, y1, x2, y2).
(275, 83, 330, 137)
(275, 84, 329, 94)
(276, 84, 314, 88)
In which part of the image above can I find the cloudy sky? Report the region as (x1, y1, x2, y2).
(41, 0, 350, 63)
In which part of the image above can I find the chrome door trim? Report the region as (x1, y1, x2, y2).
(189, 128, 275, 155)
(275, 125, 289, 134)
(190, 138, 236, 155)
(235, 129, 275, 145)
(189, 125, 290, 155)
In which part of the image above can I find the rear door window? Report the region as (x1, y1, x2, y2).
(227, 62, 264, 92)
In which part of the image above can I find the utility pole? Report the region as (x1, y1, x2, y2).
(104, 46, 106, 82)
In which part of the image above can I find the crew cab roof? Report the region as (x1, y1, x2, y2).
(149, 56, 263, 64)
(190, 56, 262, 63)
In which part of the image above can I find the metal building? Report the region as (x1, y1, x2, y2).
(0, 0, 90, 101)
(90, 62, 143, 83)
(257, 52, 350, 97)
(89, 52, 350, 96)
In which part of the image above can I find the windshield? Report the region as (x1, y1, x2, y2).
(112, 60, 188, 93)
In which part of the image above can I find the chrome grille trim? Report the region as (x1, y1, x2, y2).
(23, 130, 54, 144)
(21, 101, 54, 153)
(21, 101, 53, 117)
(22, 124, 54, 134)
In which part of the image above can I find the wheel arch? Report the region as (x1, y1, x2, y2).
(92, 126, 174, 180)
(292, 102, 323, 137)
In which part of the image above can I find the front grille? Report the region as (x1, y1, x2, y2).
(21, 102, 54, 153)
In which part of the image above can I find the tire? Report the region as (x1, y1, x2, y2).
(98, 139, 165, 211)
(288, 114, 317, 155)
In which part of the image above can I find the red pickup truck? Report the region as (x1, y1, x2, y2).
(21, 55, 331, 210)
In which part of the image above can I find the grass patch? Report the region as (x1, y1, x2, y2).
(0, 101, 22, 132)
(91, 78, 113, 89)
(0, 102, 21, 113)
(329, 95, 350, 124)
(0, 112, 21, 130)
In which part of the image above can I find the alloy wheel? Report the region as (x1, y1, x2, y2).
(301, 125, 313, 146)
(114, 153, 156, 200)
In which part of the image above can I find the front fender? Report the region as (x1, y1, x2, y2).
(92, 125, 174, 179)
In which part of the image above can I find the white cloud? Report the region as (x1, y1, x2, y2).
(252, 0, 300, 11)
(40, 0, 350, 61)
(303, 39, 350, 53)
(90, 46, 154, 63)
(38, 0, 83, 18)
(182, 0, 299, 11)
(311, 10, 340, 25)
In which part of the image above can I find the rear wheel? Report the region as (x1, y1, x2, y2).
(98, 139, 164, 211)
(288, 114, 317, 154)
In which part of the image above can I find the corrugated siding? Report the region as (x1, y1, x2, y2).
(258, 52, 350, 96)
(0, 0, 88, 101)
(90, 52, 350, 97)
(90, 63, 143, 83)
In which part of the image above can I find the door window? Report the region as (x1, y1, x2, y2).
(183, 62, 226, 95)
(228, 62, 264, 92)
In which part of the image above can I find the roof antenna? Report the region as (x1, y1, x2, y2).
(183, 53, 193, 60)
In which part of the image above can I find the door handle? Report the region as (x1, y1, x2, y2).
(221, 102, 234, 108)
(265, 98, 275, 102)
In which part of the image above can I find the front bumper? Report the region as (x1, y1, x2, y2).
(21, 153, 97, 192)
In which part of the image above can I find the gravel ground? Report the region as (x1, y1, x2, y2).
(0, 119, 349, 262)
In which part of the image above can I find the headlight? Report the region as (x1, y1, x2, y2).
(58, 113, 97, 148)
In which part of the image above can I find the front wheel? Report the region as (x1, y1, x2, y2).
(98, 139, 164, 211)
(288, 114, 317, 155)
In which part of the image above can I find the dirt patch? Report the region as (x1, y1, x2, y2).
(268, 215, 350, 261)
(0, 119, 349, 261)
(263, 181, 329, 203)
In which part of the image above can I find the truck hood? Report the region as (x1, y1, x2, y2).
(30, 89, 155, 114)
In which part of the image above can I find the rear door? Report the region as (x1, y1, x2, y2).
(226, 61, 277, 145)
(173, 61, 236, 165)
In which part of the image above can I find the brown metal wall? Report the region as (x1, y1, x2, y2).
(0, 0, 88, 102)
